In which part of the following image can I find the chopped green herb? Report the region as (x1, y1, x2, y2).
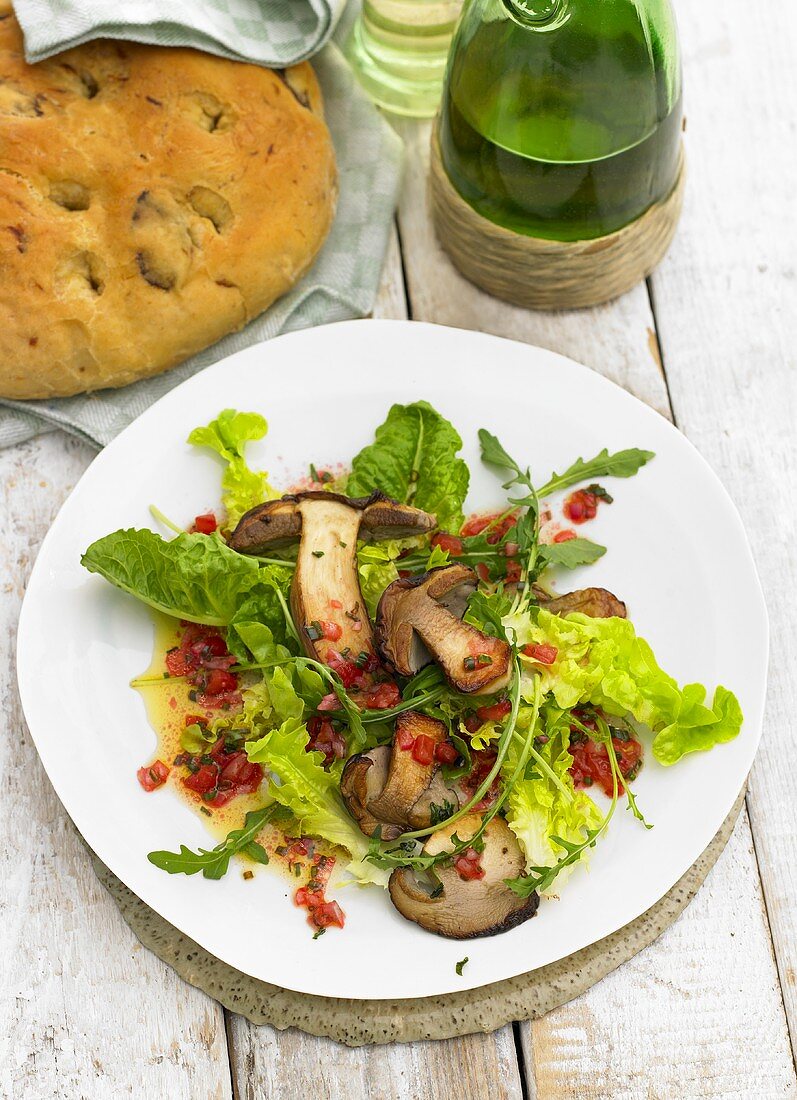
(313, 927, 327, 940)
(312, 550, 325, 559)
(463, 656, 476, 671)
(305, 621, 323, 642)
(456, 957, 469, 976)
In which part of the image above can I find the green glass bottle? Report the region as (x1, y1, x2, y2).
(438, 0, 682, 242)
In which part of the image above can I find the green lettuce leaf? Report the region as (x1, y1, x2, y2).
(347, 401, 469, 531)
(81, 529, 262, 625)
(188, 408, 278, 527)
(356, 542, 400, 617)
(246, 718, 388, 887)
(512, 610, 743, 765)
(503, 707, 602, 896)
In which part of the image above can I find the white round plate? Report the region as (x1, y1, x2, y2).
(17, 320, 768, 1000)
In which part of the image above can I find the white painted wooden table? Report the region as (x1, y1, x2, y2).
(2, 2, 795, 1095)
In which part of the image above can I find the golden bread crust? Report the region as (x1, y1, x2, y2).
(0, 2, 337, 398)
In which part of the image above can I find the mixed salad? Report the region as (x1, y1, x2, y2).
(82, 402, 743, 940)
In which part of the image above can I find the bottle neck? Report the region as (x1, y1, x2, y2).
(501, 0, 570, 29)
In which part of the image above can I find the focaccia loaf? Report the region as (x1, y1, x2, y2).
(0, 2, 337, 398)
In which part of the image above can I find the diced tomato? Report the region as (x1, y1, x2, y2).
(197, 669, 238, 696)
(522, 643, 558, 665)
(563, 490, 599, 525)
(317, 692, 340, 712)
(454, 851, 485, 881)
(476, 562, 490, 583)
(434, 741, 459, 765)
(431, 532, 463, 556)
(461, 511, 518, 543)
(362, 680, 401, 710)
(194, 512, 217, 534)
(553, 529, 577, 543)
(476, 700, 511, 723)
(412, 734, 436, 765)
(165, 648, 193, 677)
(319, 619, 343, 642)
(311, 900, 346, 929)
(569, 732, 643, 797)
(396, 727, 415, 751)
(137, 759, 169, 791)
(329, 599, 343, 610)
(325, 650, 362, 689)
(464, 714, 482, 735)
(182, 763, 218, 794)
(307, 716, 347, 767)
(185, 714, 208, 728)
(504, 559, 522, 584)
(218, 753, 263, 791)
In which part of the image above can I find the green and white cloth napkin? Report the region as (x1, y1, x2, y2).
(1, 1, 401, 449)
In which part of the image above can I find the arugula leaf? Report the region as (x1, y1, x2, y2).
(148, 804, 289, 880)
(188, 409, 277, 527)
(81, 529, 263, 625)
(347, 402, 469, 531)
(536, 448, 655, 498)
(536, 538, 607, 571)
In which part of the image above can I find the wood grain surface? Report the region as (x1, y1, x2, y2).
(1, 0, 795, 1096)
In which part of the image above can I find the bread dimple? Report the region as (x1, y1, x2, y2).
(0, 2, 337, 398)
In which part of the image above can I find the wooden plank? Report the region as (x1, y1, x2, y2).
(0, 433, 233, 1099)
(392, 114, 796, 1094)
(521, 809, 797, 1098)
(226, 1022, 523, 1100)
(225, 222, 524, 1100)
(648, 0, 797, 1060)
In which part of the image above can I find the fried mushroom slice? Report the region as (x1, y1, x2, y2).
(540, 587, 627, 619)
(367, 712, 448, 826)
(340, 746, 403, 841)
(388, 814, 539, 939)
(375, 565, 512, 694)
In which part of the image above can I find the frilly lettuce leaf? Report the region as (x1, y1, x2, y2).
(246, 718, 389, 887)
(346, 401, 469, 532)
(503, 707, 602, 896)
(357, 542, 401, 617)
(511, 609, 743, 766)
(188, 408, 278, 527)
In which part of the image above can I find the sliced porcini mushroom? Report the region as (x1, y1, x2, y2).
(340, 746, 403, 841)
(375, 565, 512, 694)
(388, 814, 539, 939)
(540, 587, 627, 619)
(407, 769, 461, 830)
(341, 713, 461, 838)
(368, 712, 448, 826)
(228, 491, 435, 663)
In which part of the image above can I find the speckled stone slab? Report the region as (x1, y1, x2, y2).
(90, 789, 744, 1047)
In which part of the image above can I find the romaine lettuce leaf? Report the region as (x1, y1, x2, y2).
(347, 401, 469, 532)
(188, 408, 278, 527)
(81, 529, 262, 625)
(512, 610, 743, 765)
(503, 707, 602, 896)
(246, 718, 388, 887)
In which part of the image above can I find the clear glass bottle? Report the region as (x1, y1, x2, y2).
(345, 0, 464, 118)
(438, 0, 682, 241)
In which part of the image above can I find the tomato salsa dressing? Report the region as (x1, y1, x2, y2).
(133, 614, 346, 932)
